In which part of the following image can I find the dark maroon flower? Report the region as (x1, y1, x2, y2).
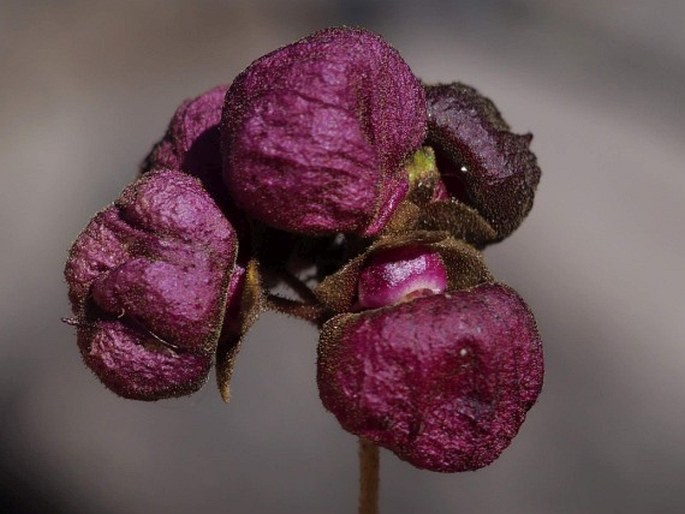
(425, 83, 541, 241)
(317, 283, 543, 472)
(222, 27, 426, 236)
(65, 169, 238, 400)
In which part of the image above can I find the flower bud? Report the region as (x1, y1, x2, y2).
(315, 231, 492, 313)
(356, 245, 448, 309)
(426, 83, 541, 241)
(64, 169, 238, 400)
(317, 283, 543, 472)
(222, 27, 426, 235)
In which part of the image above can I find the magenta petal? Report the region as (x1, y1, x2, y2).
(118, 167, 236, 247)
(65, 169, 238, 400)
(222, 27, 426, 235)
(318, 283, 544, 472)
(78, 320, 212, 400)
(91, 254, 224, 350)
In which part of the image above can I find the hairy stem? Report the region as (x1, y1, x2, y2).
(278, 269, 320, 303)
(265, 294, 328, 326)
(359, 438, 379, 514)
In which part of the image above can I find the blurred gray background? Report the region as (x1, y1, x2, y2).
(2, 0, 684, 512)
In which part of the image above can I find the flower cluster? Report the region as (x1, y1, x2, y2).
(65, 27, 543, 472)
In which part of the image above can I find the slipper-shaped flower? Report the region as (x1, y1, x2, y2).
(222, 27, 427, 236)
(65, 169, 239, 400)
(318, 282, 543, 472)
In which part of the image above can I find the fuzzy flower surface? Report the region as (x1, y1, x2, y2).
(222, 27, 427, 236)
(143, 84, 228, 179)
(65, 170, 238, 400)
(318, 282, 543, 472)
(65, 26, 543, 474)
(425, 83, 541, 241)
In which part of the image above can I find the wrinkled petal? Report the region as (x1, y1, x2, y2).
(317, 283, 543, 472)
(77, 320, 212, 401)
(222, 27, 426, 235)
(65, 169, 238, 400)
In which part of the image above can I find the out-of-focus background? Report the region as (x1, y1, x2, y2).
(1, 1, 684, 512)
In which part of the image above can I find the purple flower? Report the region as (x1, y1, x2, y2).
(65, 27, 544, 477)
(65, 169, 238, 400)
(316, 237, 541, 472)
(317, 283, 543, 472)
(221, 27, 427, 235)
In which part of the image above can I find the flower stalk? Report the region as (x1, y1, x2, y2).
(359, 439, 380, 514)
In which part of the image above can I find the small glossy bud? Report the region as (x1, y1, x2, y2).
(315, 231, 492, 314)
(357, 245, 448, 309)
(222, 27, 426, 235)
(65, 169, 238, 400)
(318, 283, 543, 472)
